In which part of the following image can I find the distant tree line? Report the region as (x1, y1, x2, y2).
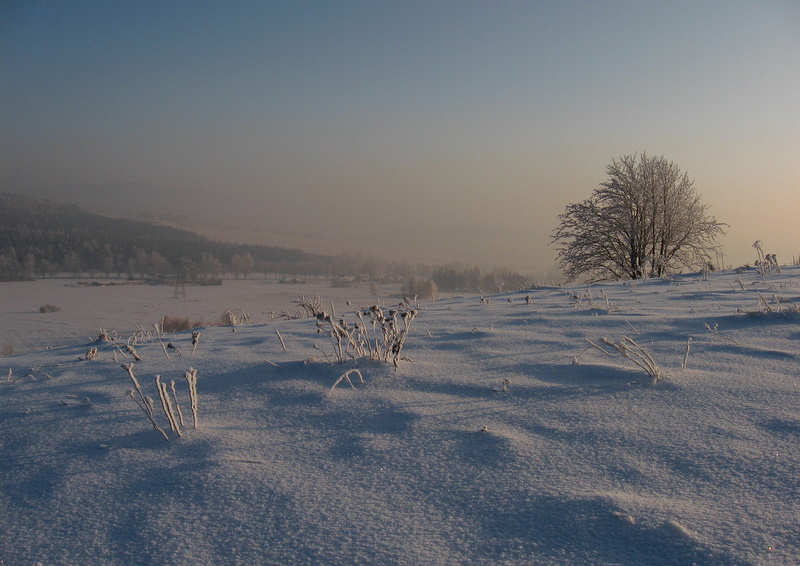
(430, 266, 531, 294)
(0, 193, 536, 289)
(397, 266, 532, 302)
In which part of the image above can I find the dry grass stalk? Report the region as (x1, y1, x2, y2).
(328, 368, 365, 396)
(572, 338, 613, 364)
(704, 323, 741, 346)
(601, 336, 661, 385)
(275, 330, 287, 352)
(682, 337, 692, 370)
(166, 343, 183, 356)
(154, 323, 170, 359)
(191, 332, 200, 355)
(155, 375, 182, 437)
(170, 380, 185, 427)
(122, 363, 169, 441)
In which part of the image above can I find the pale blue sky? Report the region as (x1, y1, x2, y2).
(2, 1, 799, 273)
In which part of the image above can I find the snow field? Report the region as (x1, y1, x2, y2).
(1, 268, 799, 564)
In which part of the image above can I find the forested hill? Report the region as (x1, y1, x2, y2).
(0, 192, 331, 282)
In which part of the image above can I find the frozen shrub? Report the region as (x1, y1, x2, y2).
(403, 276, 437, 300)
(220, 309, 251, 326)
(292, 294, 325, 317)
(316, 302, 417, 369)
(161, 315, 201, 333)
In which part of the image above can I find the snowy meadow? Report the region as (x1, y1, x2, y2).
(1, 269, 799, 565)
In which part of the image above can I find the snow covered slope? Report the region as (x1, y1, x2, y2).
(2, 268, 799, 565)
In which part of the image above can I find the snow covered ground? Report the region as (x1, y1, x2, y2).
(1, 268, 799, 565)
(0, 277, 399, 355)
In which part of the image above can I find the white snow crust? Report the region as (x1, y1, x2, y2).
(2, 269, 799, 565)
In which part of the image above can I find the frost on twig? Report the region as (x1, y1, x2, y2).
(170, 380, 185, 427)
(155, 375, 182, 437)
(154, 323, 170, 359)
(126, 345, 142, 361)
(184, 368, 199, 429)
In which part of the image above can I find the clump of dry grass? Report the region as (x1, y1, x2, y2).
(122, 363, 199, 441)
(601, 336, 662, 385)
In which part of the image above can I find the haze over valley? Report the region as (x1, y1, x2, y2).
(2, 2, 798, 276)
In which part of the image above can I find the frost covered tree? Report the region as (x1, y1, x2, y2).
(552, 153, 726, 282)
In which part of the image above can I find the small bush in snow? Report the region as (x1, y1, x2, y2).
(82, 347, 99, 361)
(316, 303, 417, 369)
(753, 241, 781, 275)
(221, 309, 251, 326)
(293, 294, 325, 318)
(162, 315, 202, 333)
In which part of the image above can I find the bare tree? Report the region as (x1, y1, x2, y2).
(552, 153, 726, 282)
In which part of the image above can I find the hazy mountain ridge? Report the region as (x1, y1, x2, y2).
(22, 183, 401, 261)
(0, 192, 327, 281)
(24, 183, 217, 223)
